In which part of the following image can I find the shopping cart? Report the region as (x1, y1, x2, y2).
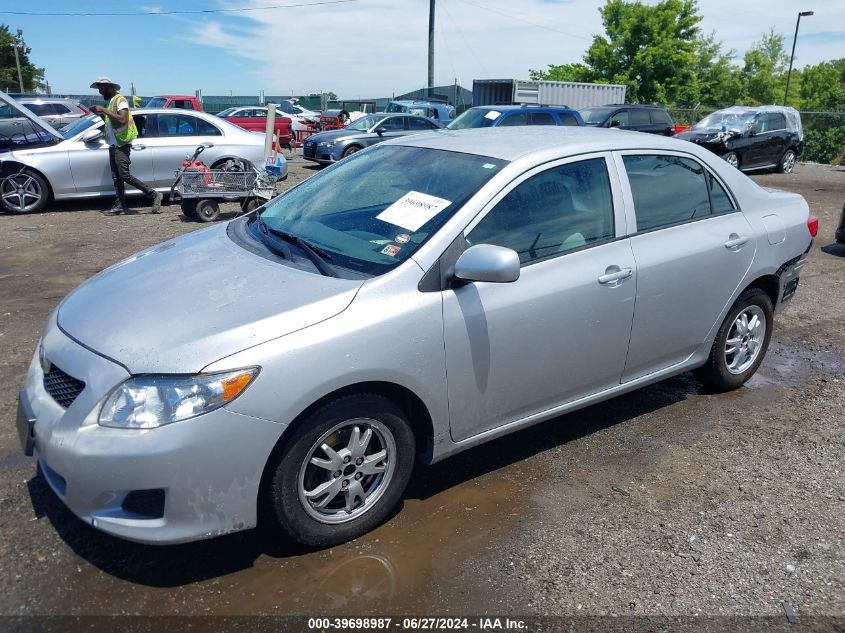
(170, 142, 279, 222)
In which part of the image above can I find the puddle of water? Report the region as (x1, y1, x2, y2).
(747, 341, 845, 389)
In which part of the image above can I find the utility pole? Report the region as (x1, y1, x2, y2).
(427, 0, 435, 97)
(13, 29, 25, 93)
(784, 10, 814, 106)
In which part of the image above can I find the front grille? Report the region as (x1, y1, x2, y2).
(303, 144, 316, 158)
(43, 364, 85, 409)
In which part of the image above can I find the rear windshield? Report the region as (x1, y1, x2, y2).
(579, 107, 614, 125)
(257, 145, 508, 276)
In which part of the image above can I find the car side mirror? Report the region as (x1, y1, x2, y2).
(609, 119, 621, 128)
(374, 127, 384, 135)
(453, 244, 520, 284)
(748, 128, 756, 137)
(81, 128, 104, 143)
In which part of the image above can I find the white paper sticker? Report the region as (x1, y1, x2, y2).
(376, 191, 452, 232)
(484, 110, 501, 120)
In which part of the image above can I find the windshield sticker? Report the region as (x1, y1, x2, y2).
(482, 163, 496, 169)
(484, 110, 501, 120)
(369, 239, 392, 245)
(381, 244, 402, 257)
(376, 191, 452, 232)
(394, 233, 410, 244)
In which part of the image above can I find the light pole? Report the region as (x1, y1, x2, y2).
(13, 29, 25, 93)
(784, 10, 814, 106)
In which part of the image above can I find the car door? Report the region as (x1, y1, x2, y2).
(64, 116, 154, 194)
(765, 112, 789, 165)
(365, 116, 406, 147)
(145, 113, 222, 187)
(744, 114, 770, 168)
(443, 154, 636, 442)
(626, 108, 651, 133)
(617, 152, 756, 382)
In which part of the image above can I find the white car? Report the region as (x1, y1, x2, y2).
(0, 91, 274, 214)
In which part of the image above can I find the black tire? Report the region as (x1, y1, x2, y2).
(777, 148, 797, 173)
(212, 158, 250, 172)
(240, 197, 262, 214)
(694, 288, 773, 391)
(723, 152, 740, 170)
(264, 393, 415, 547)
(195, 199, 220, 222)
(180, 199, 198, 218)
(0, 169, 50, 214)
(341, 145, 361, 159)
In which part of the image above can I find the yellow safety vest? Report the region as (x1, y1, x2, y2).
(105, 94, 138, 146)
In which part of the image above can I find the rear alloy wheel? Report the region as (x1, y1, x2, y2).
(723, 152, 740, 170)
(694, 288, 773, 391)
(778, 149, 796, 174)
(1, 170, 49, 214)
(265, 393, 415, 547)
(195, 199, 220, 222)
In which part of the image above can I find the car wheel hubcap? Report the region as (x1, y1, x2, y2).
(783, 152, 795, 173)
(725, 306, 766, 375)
(298, 418, 396, 524)
(2, 175, 42, 212)
(726, 154, 738, 168)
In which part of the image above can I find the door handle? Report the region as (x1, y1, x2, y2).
(598, 266, 633, 285)
(133, 144, 147, 150)
(724, 234, 749, 249)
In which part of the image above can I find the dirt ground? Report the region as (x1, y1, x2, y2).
(0, 158, 843, 622)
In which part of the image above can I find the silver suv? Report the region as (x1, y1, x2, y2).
(17, 127, 815, 547)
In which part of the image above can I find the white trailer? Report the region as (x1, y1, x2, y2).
(472, 79, 627, 110)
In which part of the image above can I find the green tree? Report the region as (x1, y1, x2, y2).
(799, 58, 845, 111)
(694, 32, 745, 106)
(742, 29, 789, 105)
(0, 25, 44, 92)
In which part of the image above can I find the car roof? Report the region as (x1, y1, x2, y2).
(19, 97, 78, 104)
(386, 126, 690, 161)
(475, 105, 578, 113)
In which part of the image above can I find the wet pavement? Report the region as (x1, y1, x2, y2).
(0, 162, 843, 618)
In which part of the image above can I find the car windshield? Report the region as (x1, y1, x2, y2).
(256, 145, 508, 276)
(61, 114, 100, 139)
(447, 108, 500, 130)
(578, 108, 614, 125)
(146, 97, 167, 108)
(345, 115, 384, 131)
(694, 110, 756, 132)
(217, 107, 239, 117)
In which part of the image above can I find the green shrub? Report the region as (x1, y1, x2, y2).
(803, 127, 845, 165)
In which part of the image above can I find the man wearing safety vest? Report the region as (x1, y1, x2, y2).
(90, 76, 162, 216)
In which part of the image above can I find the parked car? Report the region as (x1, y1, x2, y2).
(0, 91, 275, 214)
(302, 113, 442, 165)
(145, 95, 203, 111)
(447, 104, 583, 129)
(287, 101, 321, 124)
(386, 99, 455, 123)
(17, 126, 815, 548)
(0, 97, 90, 130)
(216, 106, 293, 146)
(675, 106, 803, 173)
(579, 104, 675, 135)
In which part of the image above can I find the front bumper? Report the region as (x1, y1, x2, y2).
(19, 320, 287, 545)
(302, 141, 339, 164)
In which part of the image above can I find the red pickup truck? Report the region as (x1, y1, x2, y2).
(146, 95, 203, 111)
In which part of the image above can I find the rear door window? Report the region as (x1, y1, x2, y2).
(629, 109, 650, 126)
(623, 155, 711, 231)
(529, 112, 557, 126)
(767, 113, 786, 130)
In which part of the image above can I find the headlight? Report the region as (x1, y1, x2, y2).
(318, 141, 336, 148)
(99, 368, 259, 429)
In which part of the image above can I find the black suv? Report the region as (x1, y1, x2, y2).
(675, 106, 804, 174)
(578, 104, 675, 135)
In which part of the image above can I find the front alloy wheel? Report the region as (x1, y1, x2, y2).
(265, 393, 415, 547)
(1, 170, 49, 214)
(723, 152, 740, 170)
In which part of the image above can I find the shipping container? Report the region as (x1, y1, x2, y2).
(472, 79, 627, 110)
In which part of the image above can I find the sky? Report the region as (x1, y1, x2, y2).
(2, 0, 844, 99)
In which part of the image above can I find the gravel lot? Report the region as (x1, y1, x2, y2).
(0, 158, 842, 623)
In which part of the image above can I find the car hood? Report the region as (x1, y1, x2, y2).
(57, 224, 363, 374)
(0, 89, 63, 141)
(676, 129, 741, 145)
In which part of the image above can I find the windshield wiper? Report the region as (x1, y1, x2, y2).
(258, 218, 338, 277)
(256, 215, 293, 260)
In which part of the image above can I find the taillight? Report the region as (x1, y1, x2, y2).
(807, 215, 819, 237)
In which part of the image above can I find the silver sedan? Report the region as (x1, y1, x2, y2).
(17, 127, 814, 547)
(1, 94, 272, 214)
